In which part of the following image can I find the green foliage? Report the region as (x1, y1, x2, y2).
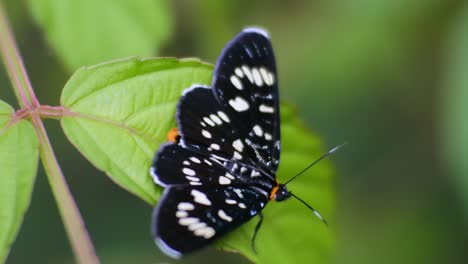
(442, 3, 468, 217)
(27, 0, 172, 71)
(2, 2, 336, 260)
(0, 100, 39, 262)
(60, 57, 213, 204)
(1, 0, 465, 263)
(218, 104, 334, 263)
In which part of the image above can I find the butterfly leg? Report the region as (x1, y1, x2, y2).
(251, 212, 264, 254)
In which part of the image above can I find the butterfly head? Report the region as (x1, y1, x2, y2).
(270, 183, 291, 202)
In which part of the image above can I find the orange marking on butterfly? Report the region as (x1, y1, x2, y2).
(269, 180, 280, 200)
(167, 128, 180, 143)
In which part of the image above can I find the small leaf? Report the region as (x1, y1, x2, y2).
(0, 100, 40, 262)
(27, 0, 173, 71)
(60, 57, 212, 204)
(217, 104, 334, 263)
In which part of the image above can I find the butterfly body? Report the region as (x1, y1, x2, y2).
(151, 27, 289, 258)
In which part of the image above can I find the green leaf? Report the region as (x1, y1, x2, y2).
(60, 57, 212, 204)
(0, 100, 39, 262)
(27, 0, 172, 71)
(441, 4, 468, 217)
(217, 104, 334, 263)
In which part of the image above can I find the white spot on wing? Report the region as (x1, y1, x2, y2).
(269, 72, 275, 85)
(176, 211, 188, 218)
(218, 210, 233, 222)
(210, 143, 220, 150)
(183, 168, 195, 176)
(191, 190, 212, 206)
(242, 65, 253, 83)
(259, 104, 275, 113)
(179, 217, 199, 225)
(235, 68, 244, 78)
(185, 176, 199, 182)
(230, 75, 243, 90)
(203, 117, 215, 126)
(252, 68, 263, 86)
(194, 226, 215, 239)
(265, 133, 273, 141)
(251, 170, 261, 177)
(201, 129, 212, 139)
(234, 189, 244, 198)
(225, 172, 235, 180)
(260, 67, 272, 86)
(178, 202, 194, 210)
(188, 222, 206, 231)
(219, 176, 231, 185)
(210, 114, 223, 125)
(253, 125, 263, 137)
(217, 111, 230, 123)
(233, 151, 242, 160)
(232, 139, 244, 152)
(204, 159, 213, 166)
(183, 161, 190, 166)
(226, 199, 237, 204)
(190, 157, 201, 163)
(238, 203, 247, 209)
(229, 97, 250, 112)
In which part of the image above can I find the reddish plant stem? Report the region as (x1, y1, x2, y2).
(0, 5, 37, 108)
(0, 4, 99, 263)
(0, 26, 30, 108)
(31, 114, 100, 263)
(38, 105, 65, 117)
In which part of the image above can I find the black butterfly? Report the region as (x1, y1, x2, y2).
(150, 28, 334, 258)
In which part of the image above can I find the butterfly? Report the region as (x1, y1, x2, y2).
(150, 27, 336, 259)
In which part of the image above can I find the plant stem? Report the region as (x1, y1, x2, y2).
(31, 115, 100, 263)
(0, 4, 99, 263)
(0, 4, 37, 108)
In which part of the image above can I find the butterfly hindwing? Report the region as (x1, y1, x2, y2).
(152, 143, 269, 187)
(212, 29, 280, 173)
(152, 185, 269, 258)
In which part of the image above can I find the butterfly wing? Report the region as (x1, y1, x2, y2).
(152, 185, 268, 258)
(151, 143, 274, 187)
(211, 29, 280, 173)
(176, 29, 280, 174)
(176, 85, 258, 164)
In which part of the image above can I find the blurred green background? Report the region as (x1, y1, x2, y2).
(1, 0, 467, 263)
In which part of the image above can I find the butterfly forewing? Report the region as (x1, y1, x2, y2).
(212, 29, 280, 173)
(153, 185, 269, 258)
(176, 85, 257, 163)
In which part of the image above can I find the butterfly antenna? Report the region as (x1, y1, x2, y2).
(290, 192, 328, 226)
(284, 142, 347, 186)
